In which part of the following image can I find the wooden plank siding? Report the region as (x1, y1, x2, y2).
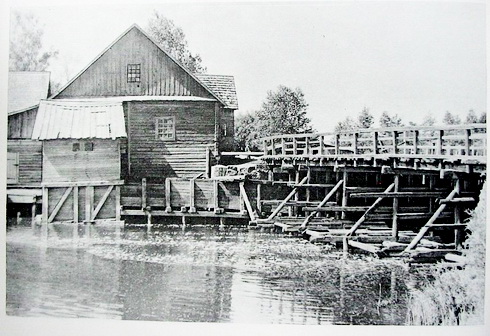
(43, 139, 121, 183)
(8, 107, 38, 139)
(220, 108, 235, 152)
(7, 140, 43, 186)
(55, 27, 215, 100)
(126, 101, 216, 180)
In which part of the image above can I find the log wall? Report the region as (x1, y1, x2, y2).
(43, 139, 121, 183)
(7, 140, 43, 186)
(126, 101, 216, 180)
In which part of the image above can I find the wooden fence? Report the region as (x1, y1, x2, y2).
(263, 124, 486, 160)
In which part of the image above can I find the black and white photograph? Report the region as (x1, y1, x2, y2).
(2, 0, 488, 335)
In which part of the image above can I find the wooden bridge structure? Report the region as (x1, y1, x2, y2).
(254, 123, 486, 263)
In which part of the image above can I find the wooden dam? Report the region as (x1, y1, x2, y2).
(33, 123, 486, 265)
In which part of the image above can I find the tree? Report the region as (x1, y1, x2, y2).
(442, 111, 461, 125)
(335, 116, 356, 132)
(9, 11, 58, 71)
(421, 114, 436, 126)
(479, 112, 486, 123)
(465, 110, 479, 124)
(357, 107, 374, 129)
(379, 111, 403, 128)
(256, 85, 313, 135)
(147, 11, 206, 73)
(234, 112, 262, 151)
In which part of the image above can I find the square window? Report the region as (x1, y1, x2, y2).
(84, 142, 94, 151)
(127, 64, 141, 83)
(155, 117, 175, 141)
(73, 143, 80, 151)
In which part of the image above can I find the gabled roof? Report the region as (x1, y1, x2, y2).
(196, 75, 238, 110)
(50, 24, 228, 107)
(32, 100, 127, 140)
(8, 72, 50, 115)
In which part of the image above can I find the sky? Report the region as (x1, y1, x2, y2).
(5, 0, 487, 132)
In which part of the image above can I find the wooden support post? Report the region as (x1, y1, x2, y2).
(115, 186, 121, 221)
(341, 170, 348, 219)
(182, 215, 187, 231)
(85, 186, 94, 239)
(373, 131, 378, 155)
(319, 135, 324, 155)
(294, 170, 300, 216)
(465, 129, 471, 155)
(293, 137, 297, 155)
(353, 132, 358, 155)
(437, 130, 444, 155)
(16, 211, 21, 226)
(214, 180, 219, 211)
(206, 147, 211, 178)
(306, 166, 311, 204)
(392, 130, 398, 155)
(73, 186, 79, 241)
(189, 179, 196, 213)
(335, 134, 340, 155)
(165, 178, 172, 212)
(256, 183, 262, 215)
(392, 175, 399, 241)
(141, 178, 147, 210)
(454, 179, 462, 248)
(41, 187, 48, 240)
(413, 130, 419, 155)
(31, 202, 37, 231)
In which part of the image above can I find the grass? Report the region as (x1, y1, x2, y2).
(407, 181, 486, 325)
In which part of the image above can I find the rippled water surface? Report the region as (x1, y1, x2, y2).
(6, 225, 414, 324)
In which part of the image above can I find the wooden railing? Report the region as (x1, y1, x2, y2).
(262, 124, 486, 161)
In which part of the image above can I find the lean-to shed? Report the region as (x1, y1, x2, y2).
(31, 100, 127, 183)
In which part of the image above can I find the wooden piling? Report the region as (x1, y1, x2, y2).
(392, 175, 399, 241)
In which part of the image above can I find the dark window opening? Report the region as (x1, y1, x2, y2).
(84, 142, 94, 151)
(72, 143, 80, 151)
(127, 64, 141, 83)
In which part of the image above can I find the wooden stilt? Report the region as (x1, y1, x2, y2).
(41, 187, 48, 240)
(341, 170, 348, 219)
(256, 183, 262, 216)
(182, 215, 187, 231)
(16, 211, 21, 226)
(392, 175, 399, 241)
(454, 179, 462, 248)
(31, 202, 37, 231)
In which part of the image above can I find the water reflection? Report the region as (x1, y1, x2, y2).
(6, 226, 412, 324)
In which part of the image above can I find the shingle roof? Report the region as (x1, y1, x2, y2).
(32, 100, 127, 140)
(8, 72, 50, 114)
(196, 75, 238, 110)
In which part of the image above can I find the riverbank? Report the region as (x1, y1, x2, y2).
(407, 182, 486, 325)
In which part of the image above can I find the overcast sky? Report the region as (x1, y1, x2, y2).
(8, 1, 487, 132)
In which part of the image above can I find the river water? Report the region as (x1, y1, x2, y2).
(6, 225, 415, 325)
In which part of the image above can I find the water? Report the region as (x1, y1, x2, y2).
(6, 225, 414, 324)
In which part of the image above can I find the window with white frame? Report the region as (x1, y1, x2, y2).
(155, 116, 176, 141)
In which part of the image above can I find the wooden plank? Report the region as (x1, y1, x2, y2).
(189, 178, 196, 212)
(42, 180, 125, 187)
(348, 240, 381, 253)
(239, 182, 256, 221)
(48, 187, 73, 223)
(165, 178, 172, 212)
(303, 206, 370, 212)
(438, 197, 475, 204)
(92, 185, 114, 220)
(349, 191, 445, 198)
